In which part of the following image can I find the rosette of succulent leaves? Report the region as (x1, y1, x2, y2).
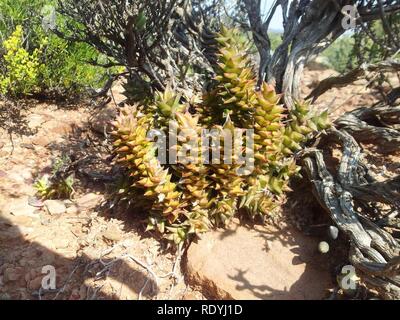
(111, 27, 330, 246)
(34, 154, 75, 200)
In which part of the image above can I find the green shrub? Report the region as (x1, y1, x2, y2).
(321, 35, 355, 73)
(0, 26, 43, 96)
(352, 16, 400, 64)
(0, 0, 44, 42)
(0, 0, 118, 97)
(37, 34, 116, 94)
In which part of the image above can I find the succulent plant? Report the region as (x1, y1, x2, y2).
(111, 107, 186, 225)
(239, 176, 278, 218)
(152, 86, 187, 127)
(252, 83, 285, 168)
(170, 112, 210, 209)
(208, 116, 245, 224)
(199, 27, 256, 127)
(111, 27, 331, 245)
(34, 155, 75, 200)
(282, 100, 330, 156)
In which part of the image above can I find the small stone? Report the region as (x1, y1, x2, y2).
(76, 193, 102, 210)
(66, 205, 79, 215)
(318, 241, 330, 254)
(328, 226, 339, 240)
(182, 292, 197, 300)
(103, 226, 122, 242)
(32, 135, 53, 147)
(91, 105, 118, 135)
(63, 199, 74, 206)
(44, 200, 66, 215)
(8, 198, 37, 217)
(47, 121, 76, 135)
(4, 267, 24, 282)
(0, 170, 7, 178)
(40, 214, 52, 226)
(28, 196, 44, 208)
(28, 276, 44, 291)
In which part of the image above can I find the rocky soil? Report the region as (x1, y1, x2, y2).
(0, 67, 395, 300)
(0, 96, 202, 300)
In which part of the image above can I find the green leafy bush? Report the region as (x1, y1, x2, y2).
(0, 0, 46, 43)
(321, 35, 355, 73)
(37, 34, 115, 94)
(0, 0, 117, 97)
(352, 15, 400, 64)
(0, 26, 43, 95)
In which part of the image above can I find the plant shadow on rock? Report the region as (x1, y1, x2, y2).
(184, 218, 336, 300)
(222, 222, 338, 299)
(227, 264, 326, 300)
(192, 176, 349, 300)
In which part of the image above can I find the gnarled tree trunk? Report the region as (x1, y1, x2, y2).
(243, 0, 400, 108)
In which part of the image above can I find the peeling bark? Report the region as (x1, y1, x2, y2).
(243, 0, 400, 108)
(303, 121, 400, 299)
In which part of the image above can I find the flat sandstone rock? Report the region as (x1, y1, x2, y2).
(186, 222, 332, 300)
